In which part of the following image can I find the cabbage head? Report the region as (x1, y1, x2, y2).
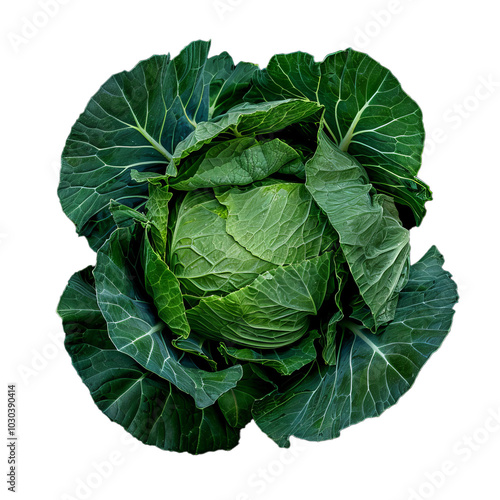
(57, 40, 458, 454)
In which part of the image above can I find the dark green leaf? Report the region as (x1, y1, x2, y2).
(57, 266, 104, 327)
(204, 52, 258, 118)
(58, 268, 240, 454)
(247, 49, 431, 226)
(59, 41, 212, 249)
(94, 225, 242, 408)
(253, 246, 458, 447)
(218, 365, 275, 429)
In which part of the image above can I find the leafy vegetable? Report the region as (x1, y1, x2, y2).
(58, 40, 458, 454)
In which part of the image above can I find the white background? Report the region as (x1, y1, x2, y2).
(2, 1, 499, 499)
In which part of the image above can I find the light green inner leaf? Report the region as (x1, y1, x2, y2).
(170, 191, 276, 296)
(217, 182, 337, 266)
(186, 253, 331, 349)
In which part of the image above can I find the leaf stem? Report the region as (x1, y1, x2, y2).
(133, 125, 173, 161)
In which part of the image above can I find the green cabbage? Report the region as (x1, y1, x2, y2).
(57, 40, 458, 454)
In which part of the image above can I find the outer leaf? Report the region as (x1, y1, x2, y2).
(248, 51, 321, 102)
(247, 49, 431, 226)
(57, 266, 105, 327)
(170, 191, 275, 296)
(217, 182, 336, 265)
(306, 130, 410, 328)
(170, 99, 322, 165)
(94, 225, 242, 409)
(59, 41, 212, 249)
(186, 253, 331, 349)
(204, 52, 258, 118)
(171, 138, 300, 191)
(220, 331, 320, 376)
(58, 268, 240, 454)
(252, 246, 458, 447)
(217, 365, 275, 429)
(349, 292, 379, 331)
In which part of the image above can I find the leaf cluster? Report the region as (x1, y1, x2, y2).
(58, 41, 458, 453)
